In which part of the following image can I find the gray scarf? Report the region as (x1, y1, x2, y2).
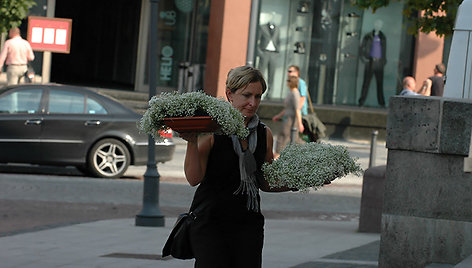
(231, 114, 260, 212)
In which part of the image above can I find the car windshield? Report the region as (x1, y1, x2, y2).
(0, 89, 42, 114)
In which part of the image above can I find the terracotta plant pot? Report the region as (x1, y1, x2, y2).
(163, 116, 220, 133)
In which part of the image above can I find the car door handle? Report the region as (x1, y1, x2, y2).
(25, 119, 42, 125)
(85, 120, 101, 126)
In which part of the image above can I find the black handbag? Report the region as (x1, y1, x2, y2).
(162, 212, 196, 259)
(162, 200, 208, 259)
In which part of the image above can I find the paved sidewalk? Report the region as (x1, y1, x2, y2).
(0, 138, 387, 268)
(0, 218, 380, 268)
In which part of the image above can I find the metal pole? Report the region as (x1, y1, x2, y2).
(369, 130, 378, 168)
(246, 0, 260, 66)
(136, 0, 165, 227)
(42, 0, 56, 84)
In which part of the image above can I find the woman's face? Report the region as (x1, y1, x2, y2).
(227, 82, 263, 120)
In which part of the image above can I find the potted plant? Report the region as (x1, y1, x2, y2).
(262, 142, 363, 191)
(138, 91, 249, 140)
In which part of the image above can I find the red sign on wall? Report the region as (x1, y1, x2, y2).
(27, 16, 72, 54)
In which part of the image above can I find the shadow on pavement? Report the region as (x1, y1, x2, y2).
(293, 240, 379, 268)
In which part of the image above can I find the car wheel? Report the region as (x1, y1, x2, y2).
(87, 138, 130, 178)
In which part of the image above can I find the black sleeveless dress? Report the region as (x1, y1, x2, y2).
(189, 122, 267, 268)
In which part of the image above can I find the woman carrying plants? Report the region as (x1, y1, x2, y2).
(179, 65, 292, 267)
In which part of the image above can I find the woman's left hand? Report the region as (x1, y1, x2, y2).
(298, 123, 304, 133)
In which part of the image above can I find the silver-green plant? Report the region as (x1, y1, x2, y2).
(138, 91, 249, 140)
(262, 142, 363, 192)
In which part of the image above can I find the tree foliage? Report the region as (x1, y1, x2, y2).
(353, 0, 463, 36)
(0, 0, 36, 34)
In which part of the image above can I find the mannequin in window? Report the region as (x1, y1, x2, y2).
(358, 19, 387, 107)
(256, 12, 280, 97)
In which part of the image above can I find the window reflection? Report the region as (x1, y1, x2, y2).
(49, 90, 85, 114)
(0, 89, 42, 114)
(86, 98, 107, 114)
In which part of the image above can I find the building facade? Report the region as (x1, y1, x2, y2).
(28, 0, 446, 110)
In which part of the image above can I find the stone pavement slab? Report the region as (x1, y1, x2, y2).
(0, 218, 380, 268)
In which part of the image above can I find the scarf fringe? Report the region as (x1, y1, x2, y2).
(233, 175, 260, 212)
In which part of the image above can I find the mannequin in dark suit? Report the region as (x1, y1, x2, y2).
(358, 20, 387, 107)
(257, 20, 280, 97)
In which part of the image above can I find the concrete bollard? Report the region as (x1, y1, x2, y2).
(369, 130, 378, 168)
(358, 165, 386, 233)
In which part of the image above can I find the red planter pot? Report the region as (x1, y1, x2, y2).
(163, 116, 220, 133)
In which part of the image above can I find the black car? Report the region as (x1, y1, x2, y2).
(0, 84, 175, 178)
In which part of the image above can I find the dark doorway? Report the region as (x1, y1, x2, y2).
(52, 0, 141, 89)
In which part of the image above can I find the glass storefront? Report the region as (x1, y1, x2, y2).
(255, 0, 415, 108)
(255, 0, 314, 100)
(144, 0, 210, 91)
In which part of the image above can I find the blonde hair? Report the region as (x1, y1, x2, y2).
(226, 66, 267, 93)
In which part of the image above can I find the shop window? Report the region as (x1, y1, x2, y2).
(256, 0, 415, 108)
(256, 0, 314, 100)
(144, 0, 210, 91)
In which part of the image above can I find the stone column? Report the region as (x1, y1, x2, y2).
(380, 96, 472, 267)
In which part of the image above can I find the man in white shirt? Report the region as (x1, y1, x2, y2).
(0, 27, 35, 85)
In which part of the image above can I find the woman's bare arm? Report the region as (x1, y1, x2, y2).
(181, 133, 213, 186)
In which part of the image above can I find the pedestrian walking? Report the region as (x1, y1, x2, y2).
(179, 65, 295, 268)
(0, 27, 35, 85)
(287, 65, 308, 116)
(272, 76, 304, 158)
(287, 64, 326, 143)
